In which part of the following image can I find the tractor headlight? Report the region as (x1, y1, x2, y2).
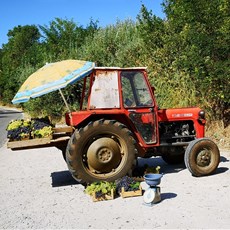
(198, 110, 205, 119)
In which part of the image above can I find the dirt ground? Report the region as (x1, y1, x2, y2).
(0, 142, 230, 229)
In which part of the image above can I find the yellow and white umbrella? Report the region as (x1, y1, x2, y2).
(12, 59, 95, 104)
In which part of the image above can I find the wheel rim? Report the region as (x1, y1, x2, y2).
(66, 119, 137, 183)
(87, 137, 122, 173)
(196, 148, 211, 167)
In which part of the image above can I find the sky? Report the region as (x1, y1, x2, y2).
(1, 0, 164, 47)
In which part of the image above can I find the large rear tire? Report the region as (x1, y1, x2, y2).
(66, 119, 137, 183)
(184, 138, 220, 176)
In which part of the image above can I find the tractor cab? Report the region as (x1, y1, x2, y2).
(65, 67, 158, 146)
(80, 67, 154, 110)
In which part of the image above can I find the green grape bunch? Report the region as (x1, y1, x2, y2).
(32, 126, 53, 138)
(6, 120, 23, 131)
(6, 119, 31, 140)
(85, 181, 116, 197)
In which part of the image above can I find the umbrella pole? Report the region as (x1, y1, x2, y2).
(58, 89, 71, 113)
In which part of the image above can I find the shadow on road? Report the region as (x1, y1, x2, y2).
(134, 156, 186, 176)
(213, 156, 229, 175)
(51, 170, 79, 187)
(215, 167, 229, 175)
(51, 155, 229, 187)
(0, 110, 22, 114)
(51, 157, 186, 187)
(220, 156, 229, 162)
(0, 115, 10, 118)
(161, 192, 177, 201)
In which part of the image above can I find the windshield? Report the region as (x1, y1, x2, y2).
(121, 71, 153, 108)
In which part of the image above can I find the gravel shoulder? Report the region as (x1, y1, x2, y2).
(0, 142, 230, 229)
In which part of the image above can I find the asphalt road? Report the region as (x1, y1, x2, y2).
(0, 106, 229, 229)
(0, 145, 229, 229)
(0, 106, 23, 148)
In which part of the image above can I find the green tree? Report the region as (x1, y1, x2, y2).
(2, 25, 40, 66)
(80, 19, 143, 67)
(163, 0, 230, 122)
(1, 4, 229, 124)
(39, 18, 98, 61)
(137, 1, 229, 123)
(0, 25, 41, 103)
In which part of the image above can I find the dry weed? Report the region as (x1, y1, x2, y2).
(206, 121, 230, 149)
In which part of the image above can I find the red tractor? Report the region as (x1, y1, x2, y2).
(8, 66, 220, 183)
(63, 67, 220, 183)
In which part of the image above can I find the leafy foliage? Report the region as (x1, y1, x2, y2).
(85, 181, 115, 197)
(0, 2, 229, 125)
(138, 1, 229, 124)
(144, 165, 161, 174)
(79, 19, 144, 67)
(115, 176, 141, 193)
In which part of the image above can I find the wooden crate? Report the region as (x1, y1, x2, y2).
(120, 186, 142, 198)
(32, 134, 52, 139)
(8, 136, 30, 142)
(92, 189, 115, 202)
(132, 177, 144, 182)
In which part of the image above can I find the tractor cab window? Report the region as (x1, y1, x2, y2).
(81, 76, 91, 110)
(89, 70, 120, 109)
(121, 71, 153, 108)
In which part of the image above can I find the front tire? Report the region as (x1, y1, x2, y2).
(66, 119, 137, 183)
(184, 138, 220, 176)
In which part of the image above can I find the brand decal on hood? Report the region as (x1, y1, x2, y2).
(172, 113, 193, 118)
